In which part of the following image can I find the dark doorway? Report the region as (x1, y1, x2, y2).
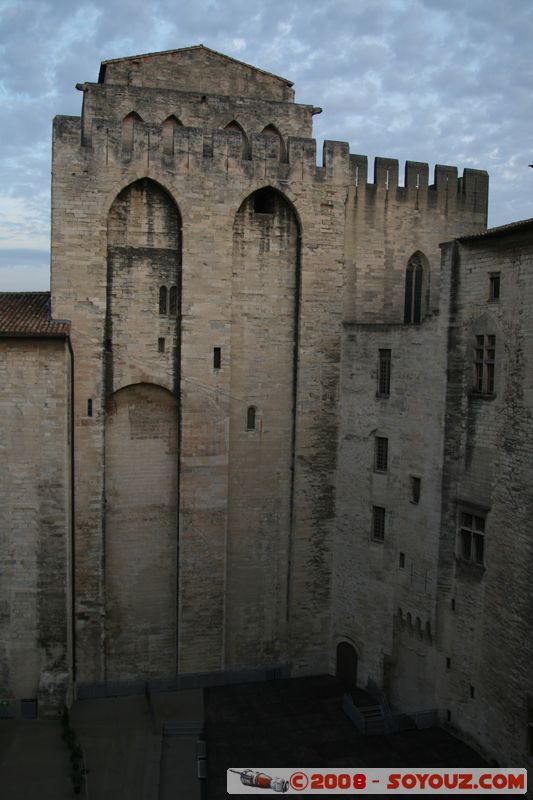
(336, 642, 358, 690)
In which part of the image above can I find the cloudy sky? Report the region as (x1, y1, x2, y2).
(0, 0, 532, 290)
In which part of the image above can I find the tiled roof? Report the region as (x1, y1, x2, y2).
(0, 292, 70, 338)
(457, 217, 533, 242)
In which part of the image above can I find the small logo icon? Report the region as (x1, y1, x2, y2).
(229, 769, 289, 793)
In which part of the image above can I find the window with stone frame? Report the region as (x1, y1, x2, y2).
(458, 511, 486, 565)
(474, 334, 495, 394)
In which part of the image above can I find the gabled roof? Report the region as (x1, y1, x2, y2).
(0, 292, 70, 338)
(98, 44, 293, 87)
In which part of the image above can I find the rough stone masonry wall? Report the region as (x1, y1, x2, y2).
(331, 154, 487, 705)
(0, 338, 71, 711)
(437, 232, 533, 768)
(51, 78, 345, 682)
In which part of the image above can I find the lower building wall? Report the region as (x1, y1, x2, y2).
(0, 338, 72, 714)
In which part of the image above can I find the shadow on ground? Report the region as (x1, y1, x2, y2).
(206, 675, 502, 799)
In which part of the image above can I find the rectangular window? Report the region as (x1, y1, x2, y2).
(374, 436, 388, 472)
(372, 506, 386, 541)
(458, 511, 485, 565)
(378, 349, 391, 396)
(489, 273, 500, 301)
(213, 347, 221, 369)
(399, 552, 405, 568)
(473, 334, 495, 395)
(158, 337, 165, 353)
(410, 476, 421, 504)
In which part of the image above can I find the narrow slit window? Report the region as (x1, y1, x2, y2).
(374, 436, 388, 471)
(489, 273, 500, 301)
(404, 255, 424, 324)
(159, 286, 168, 315)
(87, 399, 93, 417)
(378, 349, 391, 396)
(158, 337, 165, 353)
(399, 552, 405, 568)
(169, 285, 177, 316)
(372, 506, 386, 541)
(213, 347, 221, 369)
(410, 476, 421, 504)
(246, 406, 256, 430)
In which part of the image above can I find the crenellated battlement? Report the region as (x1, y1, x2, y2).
(53, 114, 488, 213)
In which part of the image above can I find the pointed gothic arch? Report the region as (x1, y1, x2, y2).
(404, 251, 429, 324)
(261, 123, 286, 162)
(121, 111, 143, 154)
(162, 114, 183, 155)
(224, 119, 250, 159)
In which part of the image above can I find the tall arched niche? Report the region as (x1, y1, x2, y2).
(106, 178, 182, 396)
(226, 186, 301, 668)
(104, 382, 178, 681)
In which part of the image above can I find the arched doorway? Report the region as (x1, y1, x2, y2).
(336, 641, 358, 690)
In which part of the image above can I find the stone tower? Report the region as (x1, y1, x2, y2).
(48, 45, 488, 688)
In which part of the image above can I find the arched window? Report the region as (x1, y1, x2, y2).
(162, 115, 182, 156)
(159, 286, 168, 315)
(122, 111, 143, 154)
(224, 120, 249, 159)
(246, 406, 256, 430)
(261, 123, 286, 161)
(169, 286, 177, 316)
(404, 254, 424, 323)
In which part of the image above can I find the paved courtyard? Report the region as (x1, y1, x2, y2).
(1, 675, 513, 799)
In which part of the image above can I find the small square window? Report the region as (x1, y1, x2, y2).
(372, 506, 386, 541)
(489, 273, 500, 301)
(374, 436, 388, 472)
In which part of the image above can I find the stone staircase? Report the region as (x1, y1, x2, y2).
(358, 704, 386, 735)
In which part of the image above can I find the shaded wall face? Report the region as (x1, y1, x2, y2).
(104, 179, 181, 681)
(105, 383, 177, 680)
(107, 179, 181, 394)
(225, 191, 299, 667)
(0, 339, 71, 707)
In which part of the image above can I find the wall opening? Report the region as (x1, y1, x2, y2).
(336, 642, 358, 690)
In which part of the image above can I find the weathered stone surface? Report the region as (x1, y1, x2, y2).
(5, 47, 529, 775)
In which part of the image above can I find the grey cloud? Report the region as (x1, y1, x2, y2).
(0, 0, 531, 276)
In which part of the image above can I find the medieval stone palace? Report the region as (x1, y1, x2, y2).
(1, 46, 531, 769)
